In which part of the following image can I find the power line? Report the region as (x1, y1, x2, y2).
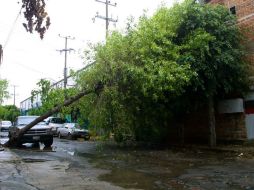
(3, 6, 22, 49)
(0, 6, 22, 66)
(10, 62, 60, 82)
(11, 62, 47, 76)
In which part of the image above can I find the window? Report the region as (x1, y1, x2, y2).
(230, 6, 236, 15)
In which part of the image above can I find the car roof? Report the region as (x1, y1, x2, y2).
(48, 117, 62, 119)
(18, 116, 39, 118)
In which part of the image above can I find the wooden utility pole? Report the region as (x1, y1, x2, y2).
(12, 85, 18, 106)
(57, 35, 74, 98)
(93, 0, 118, 38)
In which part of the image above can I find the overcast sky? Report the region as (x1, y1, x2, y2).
(0, 0, 174, 107)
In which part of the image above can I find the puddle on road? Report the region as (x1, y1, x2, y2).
(80, 145, 247, 190)
(22, 158, 51, 163)
(96, 162, 189, 190)
(0, 138, 9, 145)
(82, 148, 200, 190)
(100, 168, 159, 190)
(15, 143, 57, 152)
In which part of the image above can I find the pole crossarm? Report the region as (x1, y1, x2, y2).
(95, 0, 117, 6)
(93, 0, 118, 37)
(56, 48, 75, 53)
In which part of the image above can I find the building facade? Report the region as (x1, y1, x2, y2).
(206, 0, 254, 141)
(168, 0, 254, 143)
(206, 0, 254, 65)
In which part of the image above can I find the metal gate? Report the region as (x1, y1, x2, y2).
(245, 114, 254, 139)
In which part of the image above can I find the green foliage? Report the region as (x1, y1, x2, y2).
(60, 0, 249, 144)
(173, 1, 249, 98)
(76, 0, 249, 143)
(31, 79, 51, 105)
(29, 79, 63, 115)
(28, 78, 80, 120)
(0, 79, 9, 105)
(0, 105, 20, 122)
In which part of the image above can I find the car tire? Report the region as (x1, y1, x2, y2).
(43, 138, 53, 147)
(33, 142, 40, 148)
(84, 135, 90, 141)
(67, 133, 72, 140)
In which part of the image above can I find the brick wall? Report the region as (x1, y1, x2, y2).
(216, 113, 247, 141)
(179, 111, 247, 143)
(183, 111, 209, 143)
(208, 0, 254, 69)
(200, 0, 254, 143)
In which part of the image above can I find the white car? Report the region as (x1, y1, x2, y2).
(0, 120, 12, 137)
(57, 123, 90, 140)
(45, 117, 65, 136)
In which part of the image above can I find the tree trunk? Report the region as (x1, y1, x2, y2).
(208, 95, 216, 147)
(5, 88, 95, 147)
(179, 123, 185, 145)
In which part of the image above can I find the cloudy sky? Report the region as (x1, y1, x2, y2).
(0, 0, 174, 107)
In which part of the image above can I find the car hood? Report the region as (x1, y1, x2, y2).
(1, 125, 11, 128)
(49, 123, 63, 127)
(17, 124, 51, 130)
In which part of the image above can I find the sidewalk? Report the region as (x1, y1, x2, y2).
(0, 148, 38, 190)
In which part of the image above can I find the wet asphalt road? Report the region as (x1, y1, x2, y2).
(1, 138, 254, 190)
(0, 138, 126, 190)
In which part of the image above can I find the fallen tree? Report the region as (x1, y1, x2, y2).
(5, 83, 103, 147)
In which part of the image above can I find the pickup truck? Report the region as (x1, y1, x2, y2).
(9, 116, 53, 147)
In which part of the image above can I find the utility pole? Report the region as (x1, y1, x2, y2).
(57, 35, 74, 98)
(93, 0, 118, 38)
(11, 85, 18, 106)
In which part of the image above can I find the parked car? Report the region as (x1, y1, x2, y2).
(45, 117, 65, 136)
(9, 116, 53, 147)
(0, 120, 12, 137)
(57, 123, 90, 140)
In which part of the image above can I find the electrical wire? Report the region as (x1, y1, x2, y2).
(11, 61, 48, 76)
(3, 6, 22, 49)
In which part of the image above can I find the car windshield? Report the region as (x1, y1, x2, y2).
(65, 123, 80, 129)
(74, 124, 81, 129)
(2, 121, 11, 125)
(17, 116, 39, 125)
(51, 118, 65, 124)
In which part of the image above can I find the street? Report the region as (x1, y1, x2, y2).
(0, 138, 125, 190)
(1, 138, 254, 190)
